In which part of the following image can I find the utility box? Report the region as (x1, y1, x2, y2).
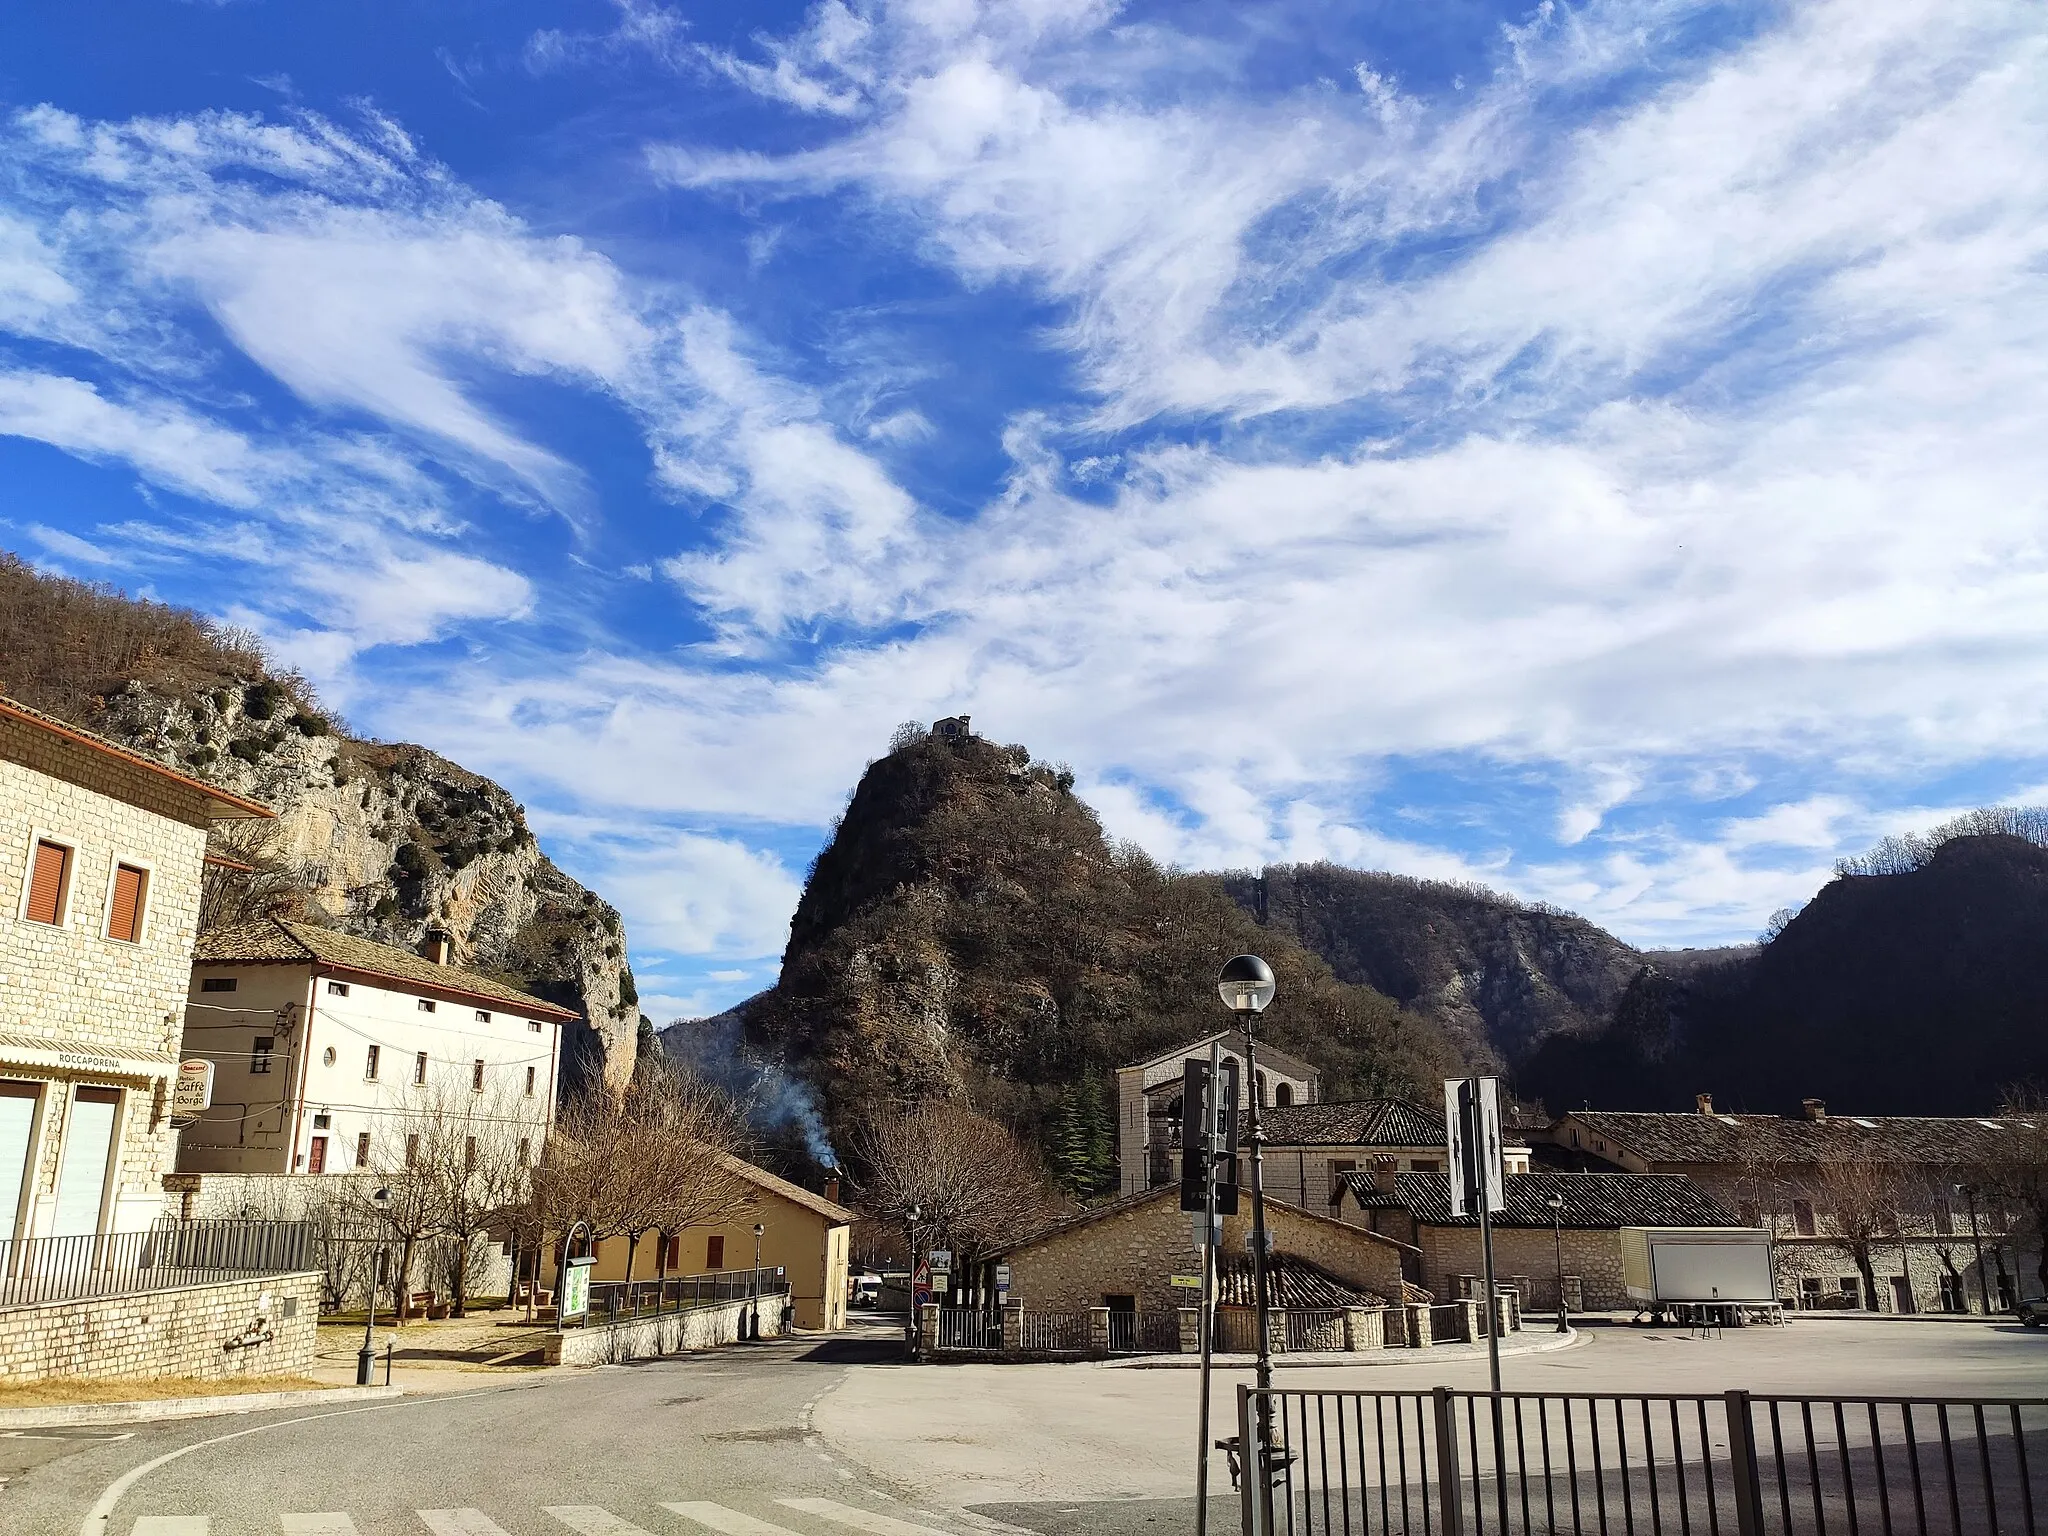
(1622, 1227, 1775, 1305)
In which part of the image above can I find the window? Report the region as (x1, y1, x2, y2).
(518, 1138, 531, 1164)
(365, 1045, 380, 1081)
(23, 839, 71, 926)
(472, 1059, 485, 1093)
(1792, 1199, 1816, 1237)
(1839, 1276, 1861, 1307)
(413, 1051, 428, 1085)
(1255, 1070, 1268, 1106)
(104, 863, 148, 943)
(308, 1136, 328, 1174)
(201, 977, 238, 993)
(525, 1065, 536, 1097)
(529, 1021, 542, 1033)
(1800, 1277, 1823, 1306)
(475, 1010, 492, 1023)
(327, 980, 350, 997)
(1411, 1159, 1441, 1173)
(1933, 1198, 1954, 1235)
(405, 1134, 419, 1168)
(251, 1037, 274, 1074)
(356, 1131, 370, 1167)
(417, 999, 436, 1013)
(707, 1235, 725, 1269)
(1938, 1272, 1965, 1312)
(312, 1112, 332, 1129)
(464, 1136, 477, 1170)
(1274, 1082, 1294, 1107)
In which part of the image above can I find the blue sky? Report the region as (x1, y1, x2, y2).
(3, 0, 2045, 1022)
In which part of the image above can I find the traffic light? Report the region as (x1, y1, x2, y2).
(1180, 1056, 1241, 1214)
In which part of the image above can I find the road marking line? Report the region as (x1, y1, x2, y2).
(132, 1521, 210, 1536)
(545, 1508, 662, 1536)
(281, 1518, 360, 1536)
(420, 1512, 517, 1536)
(660, 1503, 804, 1535)
(776, 1499, 953, 1535)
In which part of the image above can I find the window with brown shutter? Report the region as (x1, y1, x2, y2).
(106, 863, 147, 943)
(25, 840, 69, 925)
(356, 1131, 371, 1167)
(707, 1234, 725, 1269)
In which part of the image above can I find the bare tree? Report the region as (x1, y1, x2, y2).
(413, 1083, 534, 1317)
(1807, 1158, 1907, 1311)
(198, 818, 319, 930)
(360, 1092, 455, 1323)
(849, 1101, 1062, 1273)
(1978, 1088, 2048, 1301)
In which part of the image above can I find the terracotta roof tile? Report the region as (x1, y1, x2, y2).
(1344, 1171, 1740, 1230)
(1565, 1110, 2023, 1166)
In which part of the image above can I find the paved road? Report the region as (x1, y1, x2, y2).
(6, 1315, 2042, 1536)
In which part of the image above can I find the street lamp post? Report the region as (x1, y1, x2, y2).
(905, 1203, 923, 1361)
(357, 1186, 391, 1386)
(1546, 1192, 1569, 1334)
(1218, 955, 1279, 1529)
(752, 1222, 766, 1339)
(1959, 1183, 1990, 1314)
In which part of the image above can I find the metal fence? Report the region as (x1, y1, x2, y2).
(1020, 1311, 1089, 1354)
(939, 1308, 1004, 1351)
(583, 1267, 787, 1325)
(1286, 1309, 1348, 1352)
(1109, 1310, 1183, 1354)
(0, 1218, 316, 1310)
(1218, 1308, 1266, 1354)
(1235, 1386, 2048, 1536)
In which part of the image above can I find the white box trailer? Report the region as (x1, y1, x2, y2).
(1622, 1227, 1776, 1306)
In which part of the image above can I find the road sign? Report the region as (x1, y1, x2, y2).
(928, 1249, 952, 1268)
(170, 1059, 214, 1119)
(1169, 1274, 1203, 1289)
(1190, 1211, 1222, 1250)
(1179, 1056, 1241, 1215)
(1445, 1075, 1505, 1218)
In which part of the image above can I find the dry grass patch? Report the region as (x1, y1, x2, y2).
(0, 1374, 329, 1408)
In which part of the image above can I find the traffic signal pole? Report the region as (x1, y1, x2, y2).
(1195, 1036, 1222, 1536)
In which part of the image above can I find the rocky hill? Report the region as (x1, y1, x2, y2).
(0, 553, 638, 1094)
(1222, 865, 1651, 1067)
(678, 724, 1473, 1195)
(1518, 823, 2048, 1115)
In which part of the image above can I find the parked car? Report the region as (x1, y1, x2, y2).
(2016, 1297, 2048, 1328)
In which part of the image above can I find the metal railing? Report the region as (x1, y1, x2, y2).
(1218, 1308, 1266, 1354)
(1020, 1311, 1089, 1354)
(0, 1218, 315, 1310)
(938, 1308, 1004, 1351)
(1109, 1310, 1182, 1354)
(1285, 1309, 1348, 1352)
(582, 1267, 787, 1325)
(1235, 1386, 2048, 1535)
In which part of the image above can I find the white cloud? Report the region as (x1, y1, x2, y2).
(582, 831, 803, 957)
(0, 370, 268, 506)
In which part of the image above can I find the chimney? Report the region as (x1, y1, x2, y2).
(1696, 1093, 1714, 1115)
(1802, 1098, 1827, 1122)
(421, 928, 454, 966)
(1371, 1154, 1399, 1195)
(824, 1175, 841, 1205)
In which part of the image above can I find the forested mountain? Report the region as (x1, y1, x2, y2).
(676, 725, 1473, 1195)
(0, 553, 640, 1093)
(1518, 818, 2048, 1115)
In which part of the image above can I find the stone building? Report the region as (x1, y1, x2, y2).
(1116, 1030, 1324, 1197)
(1547, 1101, 2043, 1313)
(1, 694, 270, 1242)
(1343, 1169, 1741, 1311)
(982, 1184, 1414, 1317)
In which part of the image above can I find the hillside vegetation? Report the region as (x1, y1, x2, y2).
(703, 726, 1473, 1196)
(0, 552, 640, 1092)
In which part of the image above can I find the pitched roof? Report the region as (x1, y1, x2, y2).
(1257, 1097, 1447, 1148)
(1344, 1170, 1740, 1230)
(192, 918, 580, 1020)
(1216, 1252, 1387, 1309)
(715, 1151, 853, 1224)
(984, 1185, 1170, 1258)
(0, 694, 274, 821)
(1563, 1110, 2025, 1167)
(1128, 1029, 1322, 1085)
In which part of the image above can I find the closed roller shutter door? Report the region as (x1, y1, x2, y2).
(107, 864, 146, 942)
(0, 1082, 37, 1241)
(26, 841, 68, 925)
(52, 1087, 119, 1239)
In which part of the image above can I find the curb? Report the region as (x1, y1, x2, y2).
(0, 1384, 405, 1429)
(1107, 1327, 1583, 1369)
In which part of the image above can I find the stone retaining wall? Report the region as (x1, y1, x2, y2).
(542, 1291, 784, 1365)
(0, 1270, 321, 1382)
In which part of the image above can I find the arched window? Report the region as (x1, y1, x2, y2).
(1275, 1082, 1294, 1107)
(1256, 1070, 1269, 1106)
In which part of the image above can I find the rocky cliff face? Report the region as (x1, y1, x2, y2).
(101, 680, 638, 1095)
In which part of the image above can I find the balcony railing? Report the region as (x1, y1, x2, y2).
(0, 1218, 317, 1310)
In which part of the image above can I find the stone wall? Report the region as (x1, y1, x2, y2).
(1004, 1192, 1410, 1315)
(1419, 1226, 1629, 1309)
(0, 1270, 320, 1382)
(2, 720, 216, 1238)
(543, 1290, 783, 1365)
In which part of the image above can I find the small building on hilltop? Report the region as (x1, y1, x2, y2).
(1115, 1030, 1323, 1196)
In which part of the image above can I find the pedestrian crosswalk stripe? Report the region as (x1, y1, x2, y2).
(545, 1507, 662, 1536)
(281, 1519, 360, 1536)
(420, 1511, 517, 1536)
(132, 1520, 209, 1536)
(661, 1502, 804, 1536)
(776, 1499, 953, 1536)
